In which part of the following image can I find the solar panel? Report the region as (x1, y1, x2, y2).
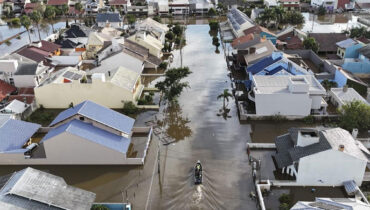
(63, 71, 83, 80)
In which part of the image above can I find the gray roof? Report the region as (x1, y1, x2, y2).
(0, 167, 95, 210)
(14, 62, 38, 75)
(358, 44, 370, 59)
(273, 127, 369, 168)
(96, 13, 122, 23)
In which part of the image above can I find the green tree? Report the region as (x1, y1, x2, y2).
(318, 5, 326, 16)
(338, 101, 370, 131)
(122, 101, 139, 116)
(126, 14, 136, 25)
(155, 67, 192, 103)
(74, 2, 83, 21)
(209, 20, 219, 31)
(303, 37, 319, 53)
(217, 89, 233, 108)
(61, 3, 69, 26)
(321, 80, 338, 91)
(172, 24, 183, 36)
(153, 15, 161, 23)
(30, 10, 42, 41)
(20, 15, 32, 43)
(208, 7, 217, 16)
(273, 6, 285, 28)
(165, 31, 174, 40)
(44, 6, 56, 32)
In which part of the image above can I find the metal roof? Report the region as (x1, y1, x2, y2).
(49, 100, 135, 134)
(0, 118, 40, 153)
(343, 180, 358, 194)
(336, 38, 358, 49)
(96, 13, 122, 23)
(42, 119, 131, 154)
(330, 88, 369, 106)
(0, 167, 95, 210)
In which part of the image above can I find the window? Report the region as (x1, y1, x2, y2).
(79, 116, 85, 121)
(9, 78, 14, 85)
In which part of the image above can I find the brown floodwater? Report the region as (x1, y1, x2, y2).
(0, 24, 318, 210)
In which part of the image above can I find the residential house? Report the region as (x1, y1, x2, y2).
(273, 127, 369, 186)
(127, 5, 150, 15)
(231, 33, 261, 49)
(35, 65, 143, 108)
(0, 167, 95, 210)
(85, 28, 122, 59)
(169, 0, 190, 15)
(136, 17, 169, 44)
(241, 40, 277, 65)
(279, 0, 300, 11)
(0, 59, 50, 87)
(309, 33, 347, 55)
(342, 44, 370, 76)
(109, 0, 131, 13)
(85, 0, 104, 15)
(249, 75, 326, 116)
(123, 39, 162, 68)
(47, 0, 70, 8)
(23, 1, 44, 14)
(127, 31, 163, 58)
(96, 13, 123, 28)
(0, 79, 16, 103)
(227, 8, 255, 38)
(189, 0, 214, 15)
(157, 0, 169, 14)
(336, 38, 364, 59)
(276, 26, 306, 50)
(36, 100, 136, 164)
(14, 41, 61, 64)
(250, 8, 264, 21)
(259, 26, 277, 45)
(0, 115, 40, 154)
(47, 55, 82, 67)
(264, 0, 279, 7)
(329, 87, 369, 108)
(60, 23, 91, 46)
(311, 0, 338, 11)
(0, 99, 30, 119)
(291, 197, 370, 209)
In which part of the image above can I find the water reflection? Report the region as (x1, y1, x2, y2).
(157, 103, 192, 142)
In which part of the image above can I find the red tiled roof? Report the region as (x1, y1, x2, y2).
(109, 0, 127, 5)
(16, 47, 51, 63)
(286, 36, 303, 49)
(8, 95, 35, 104)
(40, 40, 61, 53)
(357, 37, 370, 44)
(231, 34, 255, 48)
(68, 6, 84, 15)
(18, 87, 34, 95)
(0, 80, 16, 101)
(243, 25, 263, 36)
(47, 0, 68, 5)
(337, 0, 350, 9)
(282, 4, 300, 7)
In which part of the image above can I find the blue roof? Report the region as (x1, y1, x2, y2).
(336, 38, 357, 49)
(246, 52, 283, 74)
(0, 118, 40, 153)
(49, 100, 135, 134)
(42, 120, 131, 154)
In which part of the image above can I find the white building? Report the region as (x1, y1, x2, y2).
(127, 31, 164, 58)
(96, 13, 123, 28)
(35, 66, 144, 109)
(135, 18, 169, 44)
(227, 8, 255, 38)
(169, 0, 190, 15)
(291, 197, 370, 209)
(311, 0, 338, 11)
(249, 75, 326, 116)
(0, 59, 50, 88)
(329, 87, 369, 108)
(189, 0, 214, 15)
(273, 127, 369, 186)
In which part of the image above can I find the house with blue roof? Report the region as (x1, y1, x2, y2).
(244, 52, 311, 89)
(0, 101, 153, 165)
(336, 38, 364, 59)
(0, 116, 40, 154)
(342, 44, 370, 75)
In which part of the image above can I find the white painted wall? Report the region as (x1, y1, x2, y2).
(35, 78, 143, 109)
(254, 92, 312, 116)
(297, 149, 367, 186)
(97, 21, 122, 29)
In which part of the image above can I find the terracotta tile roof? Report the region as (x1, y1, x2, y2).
(357, 37, 370, 44)
(0, 80, 16, 101)
(109, 0, 127, 5)
(231, 34, 255, 48)
(69, 6, 84, 15)
(47, 0, 68, 5)
(285, 36, 303, 49)
(16, 46, 51, 63)
(18, 87, 34, 95)
(337, 0, 350, 9)
(8, 95, 35, 104)
(39, 41, 61, 53)
(243, 25, 262, 36)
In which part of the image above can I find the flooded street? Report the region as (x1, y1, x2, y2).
(0, 23, 313, 209)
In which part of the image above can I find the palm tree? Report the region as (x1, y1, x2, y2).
(30, 11, 42, 41)
(74, 2, 83, 23)
(217, 89, 233, 108)
(20, 15, 32, 43)
(61, 4, 69, 27)
(44, 6, 56, 33)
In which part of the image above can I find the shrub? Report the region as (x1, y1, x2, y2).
(209, 20, 219, 31)
(279, 203, 290, 210)
(303, 115, 315, 124)
(165, 31, 174, 40)
(91, 204, 109, 210)
(123, 101, 139, 115)
(279, 193, 291, 204)
(159, 62, 168, 69)
(338, 100, 370, 131)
